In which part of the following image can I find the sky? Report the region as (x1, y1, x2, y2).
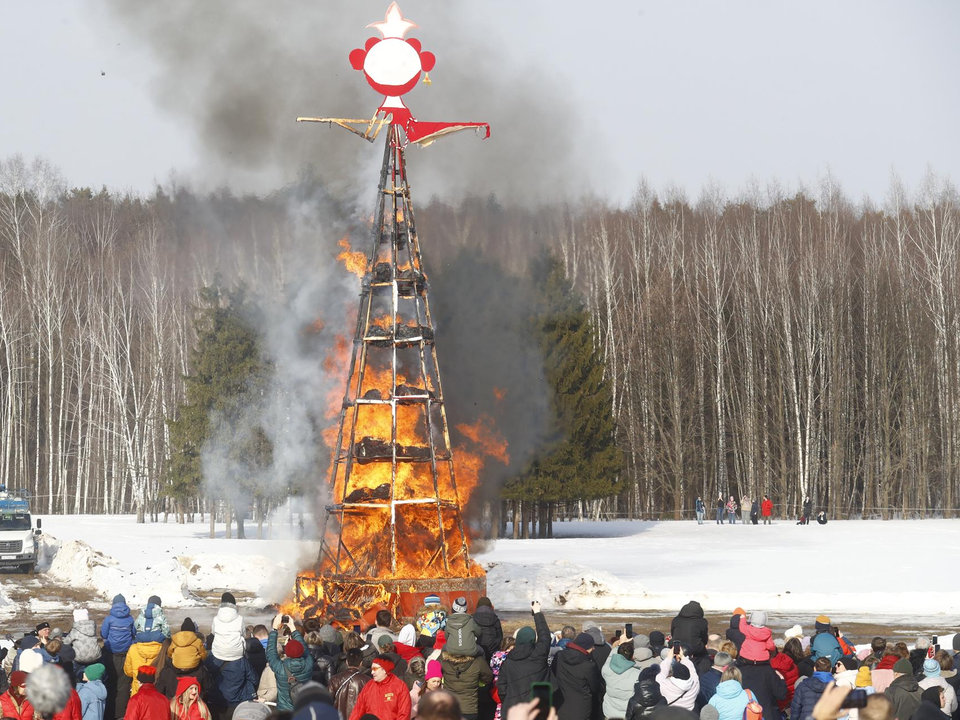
(0, 0, 958, 205)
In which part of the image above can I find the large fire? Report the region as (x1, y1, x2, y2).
(290, 225, 507, 623)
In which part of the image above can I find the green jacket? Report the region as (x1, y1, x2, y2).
(440, 651, 493, 714)
(265, 630, 313, 711)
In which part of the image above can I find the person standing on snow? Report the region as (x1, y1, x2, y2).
(716, 496, 725, 525)
(695, 497, 705, 525)
(800, 496, 813, 525)
(671, 601, 710, 674)
(740, 496, 751, 525)
(496, 601, 553, 718)
(750, 499, 760, 525)
(725, 497, 737, 524)
(471, 597, 503, 662)
(761, 496, 773, 525)
(552, 631, 602, 720)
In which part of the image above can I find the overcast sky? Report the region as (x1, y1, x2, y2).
(1, 0, 957, 205)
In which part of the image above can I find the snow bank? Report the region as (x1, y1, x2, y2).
(485, 560, 647, 611)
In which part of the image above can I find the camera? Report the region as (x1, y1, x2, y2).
(841, 690, 868, 709)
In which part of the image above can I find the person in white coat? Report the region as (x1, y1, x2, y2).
(919, 658, 958, 716)
(211, 592, 245, 661)
(656, 647, 699, 711)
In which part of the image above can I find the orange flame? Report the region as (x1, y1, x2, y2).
(337, 235, 367, 278)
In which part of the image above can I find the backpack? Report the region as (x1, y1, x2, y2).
(743, 689, 763, 720)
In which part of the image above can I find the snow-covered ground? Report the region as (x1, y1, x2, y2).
(7, 515, 959, 620)
(477, 519, 960, 617)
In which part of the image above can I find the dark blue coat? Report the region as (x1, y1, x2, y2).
(205, 655, 257, 706)
(697, 668, 722, 709)
(791, 672, 831, 720)
(100, 597, 136, 654)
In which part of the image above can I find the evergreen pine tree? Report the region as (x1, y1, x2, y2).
(165, 283, 272, 533)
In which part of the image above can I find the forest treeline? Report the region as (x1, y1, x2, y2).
(1, 154, 959, 523)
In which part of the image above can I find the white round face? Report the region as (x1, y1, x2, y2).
(364, 38, 421, 86)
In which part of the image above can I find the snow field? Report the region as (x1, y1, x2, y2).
(10, 515, 960, 621)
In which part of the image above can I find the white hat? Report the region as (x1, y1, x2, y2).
(73, 608, 89, 622)
(784, 625, 803, 640)
(19, 648, 44, 674)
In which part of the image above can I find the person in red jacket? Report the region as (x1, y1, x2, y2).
(761, 496, 773, 525)
(349, 656, 412, 720)
(770, 650, 799, 711)
(171, 677, 211, 720)
(738, 612, 775, 662)
(0, 671, 34, 720)
(124, 667, 169, 720)
(52, 687, 82, 720)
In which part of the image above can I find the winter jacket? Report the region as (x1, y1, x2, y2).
(708, 680, 750, 720)
(738, 617, 775, 662)
(305, 644, 337, 687)
(168, 631, 207, 671)
(349, 672, 411, 720)
(770, 652, 799, 710)
(156, 664, 214, 701)
(123, 683, 169, 720)
(101, 597, 136, 654)
(53, 689, 82, 720)
(77, 680, 107, 720)
(264, 630, 313, 711)
(698, 669, 722, 708)
(761, 499, 773, 517)
(205, 655, 257, 706)
(365, 627, 398, 649)
(602, 652, 642, 719)
(626, 668, 665, 720)
(498, 612, 553, 717)
(920, 677, 958, 716)
(810, 632, 843, 666)
(0, 692, 34, 720)
(802, 500, 813, 518)
(256, 665, 276, 704)
(245, 638, 266, 685)
(725, 615, 745, 651)
(656, 658, 699, 711)
(211, 604, 244, 662)
(741, 497, 752, 512)
(134, 605, 171, 643)
(792, 672, 833, 720)
(738, 659, 787, 720)
(329, 668, 371, 720)
(552, 644, 603, 720)
(671, 601, 709, 658)
(124, 641, 164, 694)
(65, 621, 103, 665)
(885, 674, 922, 720)
(473, 606, 504, 661)
(440, 651, 493, 715)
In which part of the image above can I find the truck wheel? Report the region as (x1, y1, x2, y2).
(21, 563, 35, 574)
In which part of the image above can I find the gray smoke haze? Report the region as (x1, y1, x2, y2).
(97, 0, 595, 203)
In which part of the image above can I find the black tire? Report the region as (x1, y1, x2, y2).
(20, 562, 34, 574)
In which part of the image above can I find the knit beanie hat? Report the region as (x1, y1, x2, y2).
(452, 597, 468, 614)
(673, 663, 691, 681)
(73, 609, 89, 623)
(582, 621, 600, 632)
(750, 611, 767, 628)
(423, 595, 441, 606)
(586, 627, 604, 646)
(650, 631, 665, 648)
(175, 676, 200, 699)
(815, 615, 832, 633)
(27, 664, 72, 718)
(284, 639, 305, 659)
(221, 592, 236, 605)
(318, 625, 338, 644)
(924, 658, 941, 677)
(181, 618, 197, 633)
(372, 656, 395, 674)
(574, 633, 595, 649)
(425, 660, 442, 681)
(36, 622, 50, 632)
(838, 657, 859, 672)
(10, 671, 27, 688)
(84, 664, 106, 682)
(112, 594, 126, 605)
(20, 649, 43, 674)
(855, 666, 872, 688)
(660, 648, 673, 661)
(516, 627, 535, 646)
(147, 595, 162, 607)
(377, 635, 393, 650)
(137, 666, 157, 685)
(894, 659, 913, 675)
(733, 608, 746, 617)
(476, 597, 493, 609)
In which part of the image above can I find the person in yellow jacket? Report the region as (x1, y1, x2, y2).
(124, 632, 166, 695)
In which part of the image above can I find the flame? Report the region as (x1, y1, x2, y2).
(337, 235, 367, 278)
(396, 208, 405, 224)
(493, 387, 507, 402)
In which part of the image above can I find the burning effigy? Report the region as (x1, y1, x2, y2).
(291, 3, 495, 626)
